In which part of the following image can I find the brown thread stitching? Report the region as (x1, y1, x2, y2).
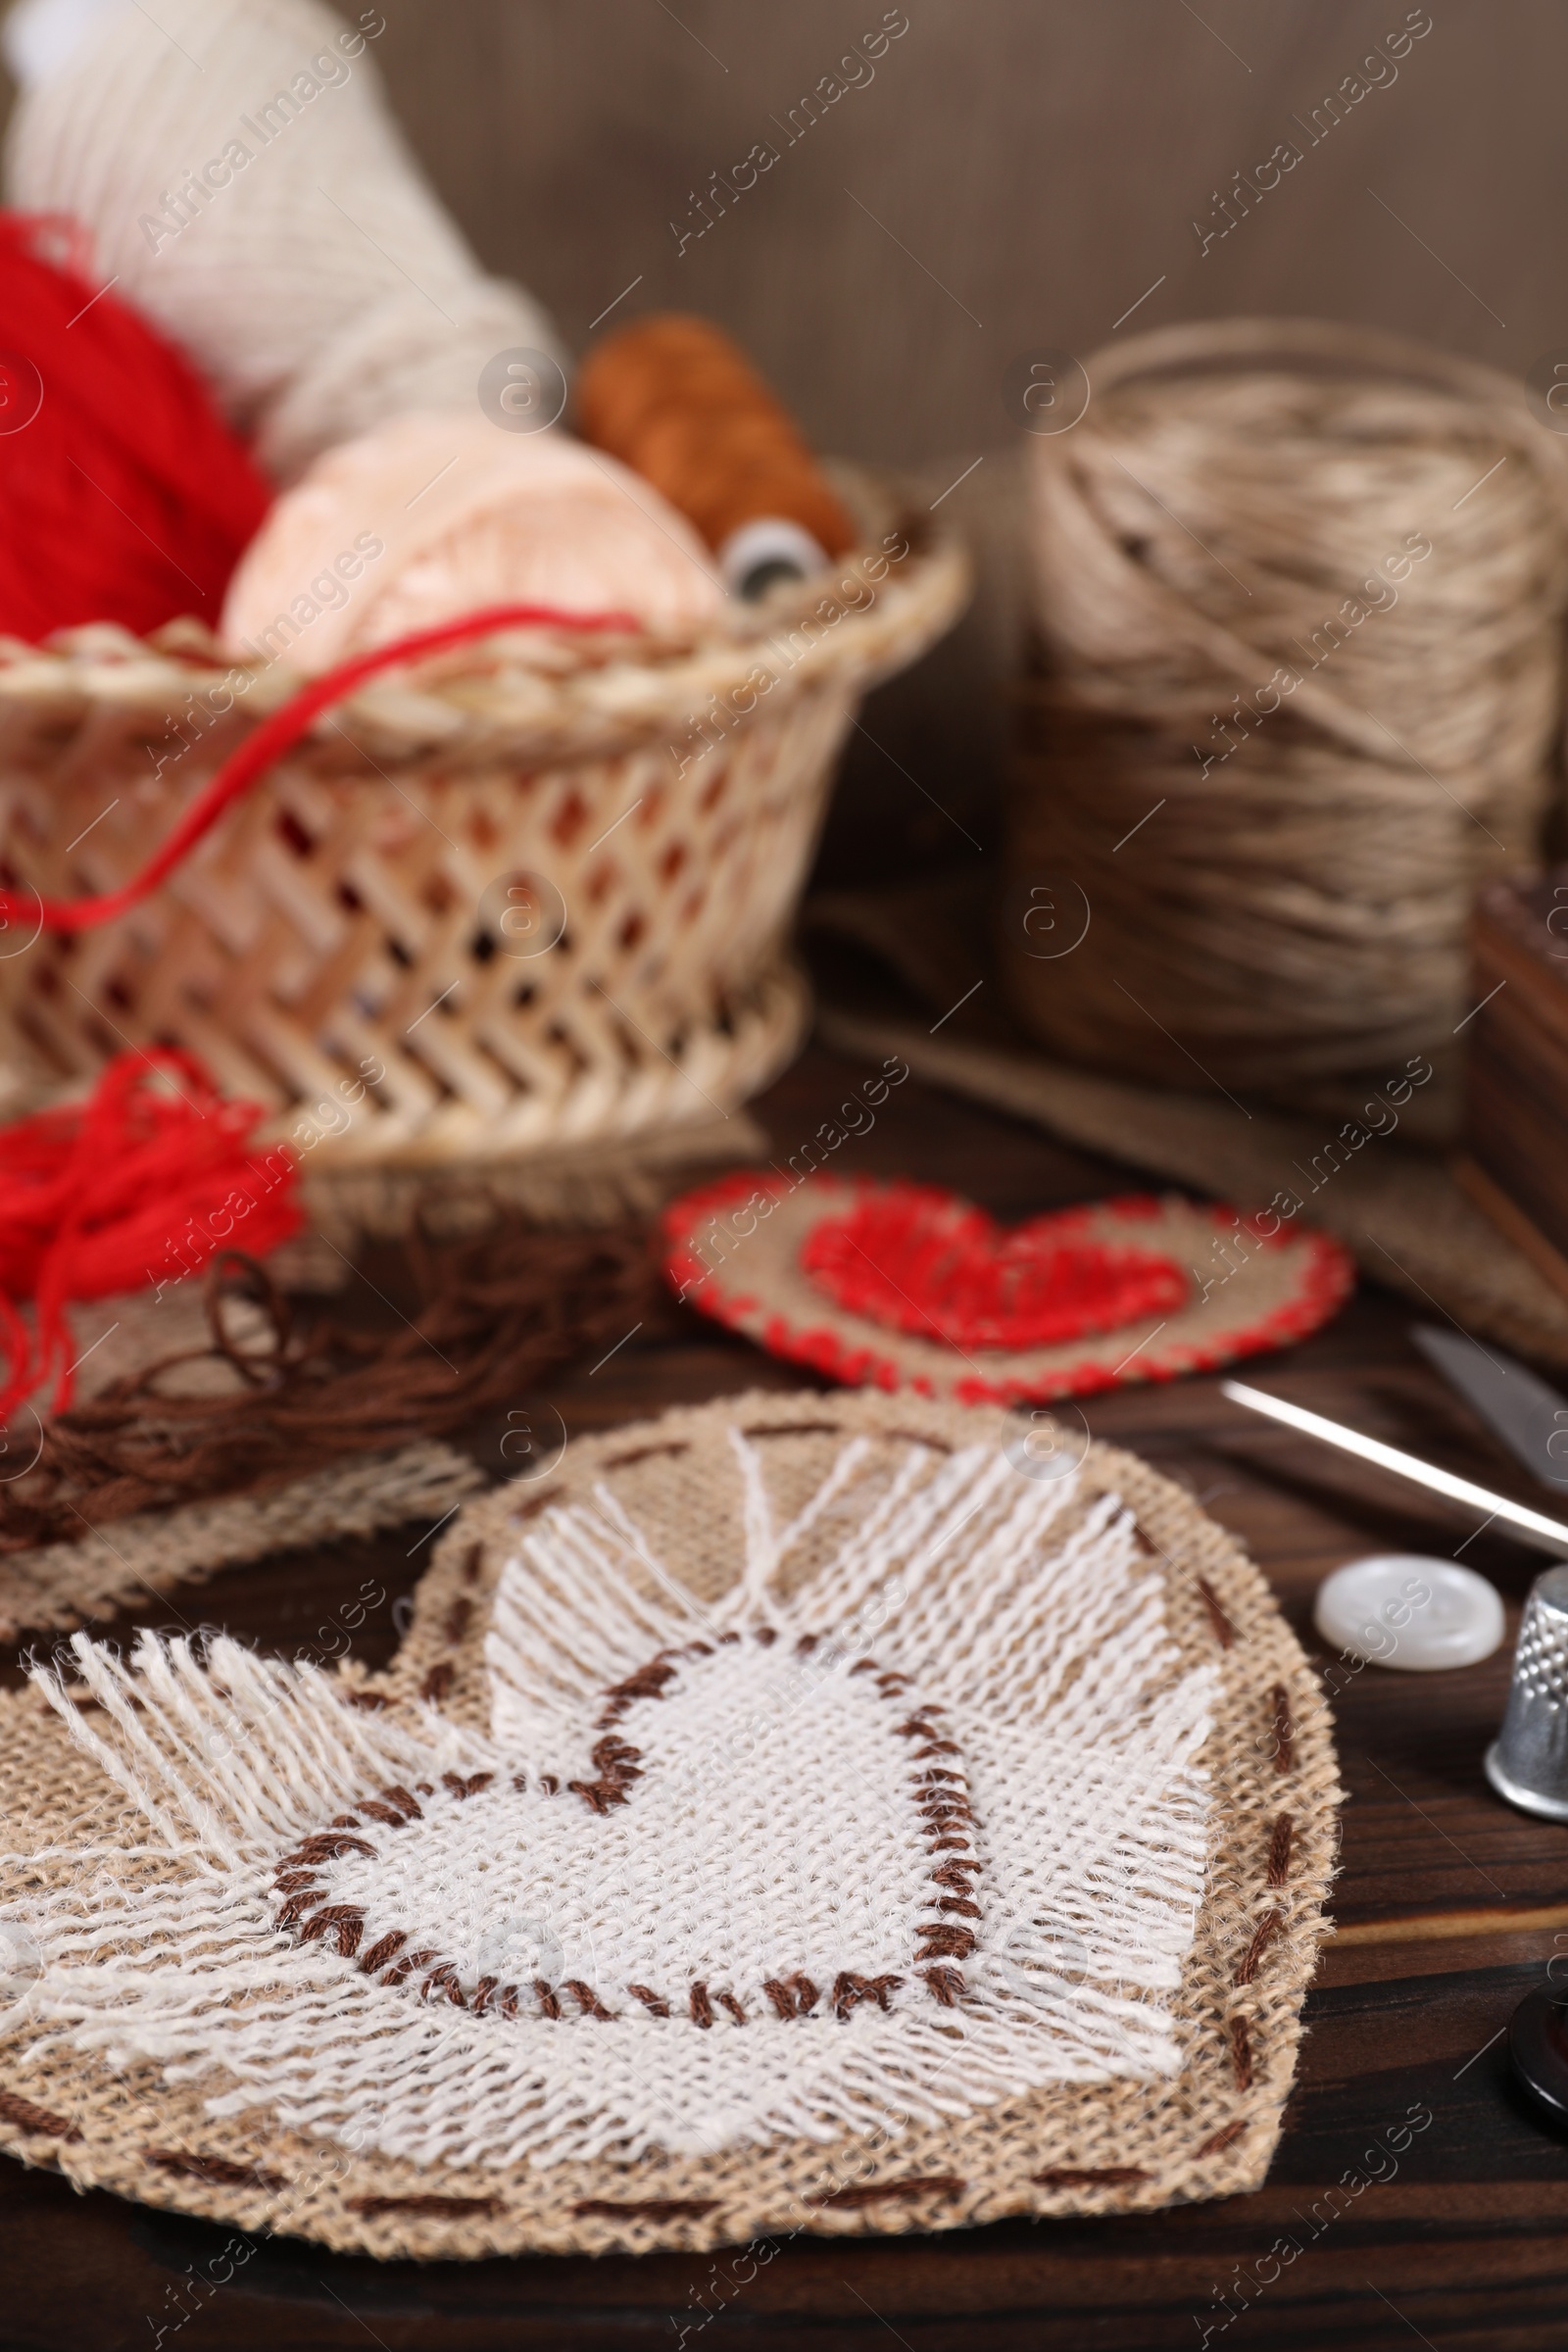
(1229, 2015, 1253, 2090)
(568, 1736, 645, 1813)
(470, 1977, 498, 2016)
(755, 1627, 777, 1648)
(539, 1774, 560, 1794)
(440, 1771, 495, 1802)
(348, 2192, 500, 2218)
(921, 1965, 965, 2006)
(628, 1984, 670, 2017)
(282, 1831, 375, 1864)
(603, 1442, 690, 1469)
(928, 1860, 981, 1890)
(564, 1981, 615, 2020)
(808, 2175, 965, 2209)
(1196, 1576, 1236, 1648)
(1195, 2119, 1249, 2158)
(297, 1905, 365, 1959)
(716, 1991, 747, 2024)
(717, 1632, 742, 1645)
(915, 1923, 976, 1962)
(886, 1429, 953, 1452)
(796, 1634, 818, 1653)
(443, 1598, 472, 1644)
(146, 2148, 282, 2191)
(533, 1980, 562, 2020)
(1032, 2165, 1151, 2187)
(498, 1984, 519, 2018)
(461, 1541, 484, 1585)
(379, 1947, 437, 1987)
(573, 2196, 719, 2220)
(739, 1421, 842, 1440)
(1266, 1813, 1294, 1887)
(596, 1659, 679, 1728)
(1234, 1910, 1284, 1986)
(690, 1982, 714, 2030)
(274, 1887, 324, 1928)
(357, 1800, 411, 1828)
(1271, 1683, 1295, 1774)
(419, 1662, 454, 1703)
(0, 2091, 80, 2140)
(831, 1972, 903, 2018)
(360, 1930, 407, 1976)
(329, 1814, 361, 1830)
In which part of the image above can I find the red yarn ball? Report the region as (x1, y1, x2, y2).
(0, 213, 271, 642)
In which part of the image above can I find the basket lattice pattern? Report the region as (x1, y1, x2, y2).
(0, 499, 966, 1173)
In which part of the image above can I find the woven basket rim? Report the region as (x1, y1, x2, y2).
(0, 472, 970, 763)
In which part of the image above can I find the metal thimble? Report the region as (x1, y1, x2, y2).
(1486, 1565, 1568, 1820)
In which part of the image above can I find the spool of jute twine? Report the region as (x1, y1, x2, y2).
(1005, 318, 1568, 1136)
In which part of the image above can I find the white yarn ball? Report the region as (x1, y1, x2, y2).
(221, 415, 725, 672)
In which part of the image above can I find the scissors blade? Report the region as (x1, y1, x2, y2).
(1411, 1325, 1568, 1493)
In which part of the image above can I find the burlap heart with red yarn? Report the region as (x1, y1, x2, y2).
(664, 1175, 1353, 1403)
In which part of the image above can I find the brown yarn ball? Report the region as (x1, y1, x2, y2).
(1004, 318, 1568, 1138)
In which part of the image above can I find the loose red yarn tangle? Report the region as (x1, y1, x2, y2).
(0, 601, 640, 934)
(0, 1051, 300, 1421)
(0, 212, 271, 641)
(799, 1184, 1189, 1352)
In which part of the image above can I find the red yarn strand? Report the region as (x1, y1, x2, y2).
(0, 602, 640, 935)
(0, 1050, 301, 1420)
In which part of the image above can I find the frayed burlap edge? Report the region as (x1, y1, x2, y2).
(0, 1387, 1339, 2258)
(0, 1443, 480, 1640)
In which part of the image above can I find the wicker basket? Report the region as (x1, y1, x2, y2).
(0, 476, 965, 1225)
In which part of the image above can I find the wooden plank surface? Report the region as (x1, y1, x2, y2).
(3, 1045, 1568, 2349)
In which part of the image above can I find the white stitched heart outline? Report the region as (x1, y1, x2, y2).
(20, 1423, 1215, 2170)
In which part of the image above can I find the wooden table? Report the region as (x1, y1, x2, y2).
(4, 1046, 1566, 2351)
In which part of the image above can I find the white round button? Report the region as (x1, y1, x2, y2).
(1313, 1553, 1505, 1672)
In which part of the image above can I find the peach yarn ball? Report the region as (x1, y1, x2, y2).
(222, 414, 725, 672)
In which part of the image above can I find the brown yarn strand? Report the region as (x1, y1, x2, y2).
(0, 1223, 659, 1550)
(1007, 317, 1568, 1135)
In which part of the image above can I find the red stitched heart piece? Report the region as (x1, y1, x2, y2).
(799, 1184, 1189, 1351)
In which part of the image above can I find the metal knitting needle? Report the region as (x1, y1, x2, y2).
(1221, 1379, 1568, 1559)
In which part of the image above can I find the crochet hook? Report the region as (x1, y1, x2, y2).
(1220, 1379, 1568, 1558)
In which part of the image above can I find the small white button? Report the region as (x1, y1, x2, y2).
(1313, 1553, 1505, 1672)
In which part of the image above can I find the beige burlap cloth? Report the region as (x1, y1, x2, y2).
(0, 1388, 1337, 2258)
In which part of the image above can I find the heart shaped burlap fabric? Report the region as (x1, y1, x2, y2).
(0, 1388, 1338, 2258)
